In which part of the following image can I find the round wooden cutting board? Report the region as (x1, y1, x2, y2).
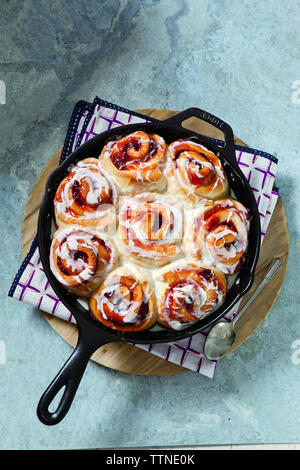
(21, 109, 289, 375)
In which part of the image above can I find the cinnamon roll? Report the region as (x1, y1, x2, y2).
(184, 199, 250, 275)
(50, 227, 118, 297)
(99, 131, 167, 193)
(54, 158, 118, 231)
(165, 139, 229, 204)
(89, 266, 156, 331)
(118, 192, 183, 266)
(155, 261, 227, 330)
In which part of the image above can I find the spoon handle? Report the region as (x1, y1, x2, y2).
(232, 258, 283, 327)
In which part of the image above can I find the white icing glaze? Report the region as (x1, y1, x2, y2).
(50, 227, 117, 291)
(184, 199, 249, 275)
(166, 139, 227, 200)
(103, 132, 165, 181)
(119, 193, 183, 262)
(55, 159, 118, 226)
(92, 268, 153, 327)
(155, 262, 226, 330)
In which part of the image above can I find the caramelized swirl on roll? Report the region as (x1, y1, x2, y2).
(54, 158, 118, 230)
(50, 227, 118, 297)
(118, 193, 183, 266)
(165, 139, 229, 203)
(89, 266, 156, 331)
(156, 262, 226, 330)
(184, 199, 250, 275)
(100, 131, 167, 193)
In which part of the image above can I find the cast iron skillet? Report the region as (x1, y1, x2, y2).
(37, 108, 261, 425)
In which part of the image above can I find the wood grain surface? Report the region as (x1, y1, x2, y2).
(21, 109, 289, 375)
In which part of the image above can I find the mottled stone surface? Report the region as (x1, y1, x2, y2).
(1, 0, 300, 449)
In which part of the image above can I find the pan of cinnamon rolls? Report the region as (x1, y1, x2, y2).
(37, 107, 260, 424)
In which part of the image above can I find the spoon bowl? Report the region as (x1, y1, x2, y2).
(204, 321, 236, 360)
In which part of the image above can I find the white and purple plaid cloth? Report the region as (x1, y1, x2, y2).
(9, 98, 279, 378)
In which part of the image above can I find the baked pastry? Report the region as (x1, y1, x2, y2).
(184, 199, 250, 275)
(54, 158, 118, 231)
(118, 192, 183, 266)
(165, 139, 229, 204)
(50, 128, 249, 332)
(155, 261, 227, 330)
(50, 227, 118, 297)
(89, 266, 156, 331)
(99, 131, 167, 193)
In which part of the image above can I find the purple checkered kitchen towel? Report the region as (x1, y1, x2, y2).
(9, 97, 279, 378)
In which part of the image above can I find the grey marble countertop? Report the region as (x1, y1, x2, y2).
(1, 0, 299, 449)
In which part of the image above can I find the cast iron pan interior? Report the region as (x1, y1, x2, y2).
(37, 108, 261, 425)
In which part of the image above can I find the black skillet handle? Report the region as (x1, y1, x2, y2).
(163, 107, 237, 165)
(37, 329, 112, 426)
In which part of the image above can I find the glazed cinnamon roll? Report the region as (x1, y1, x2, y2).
(50, 227, 118, 297)
(118, 193, 183, 266)
(89, 266, 156, 331)
(184, 199, 250, 275)
(165, 139, 229, 204)
(155, 261, 227, 330)
(54, 158, 118, 231)
(99, 131, 167, 193)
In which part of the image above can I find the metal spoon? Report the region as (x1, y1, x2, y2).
(204, 258, 283, 361)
